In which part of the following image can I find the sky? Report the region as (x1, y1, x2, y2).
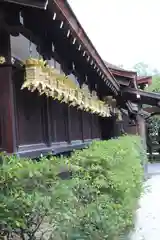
(68, 0, 160, 71)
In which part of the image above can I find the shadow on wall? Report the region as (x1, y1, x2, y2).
(100, 116, 122, 140)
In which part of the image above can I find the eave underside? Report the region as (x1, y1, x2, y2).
(52, 0, 119, 92)
(122, 88, 160, 107)
(0, 0, 119, 95)
(1, 0, 48, 8)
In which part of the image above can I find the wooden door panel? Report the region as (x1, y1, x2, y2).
(70, 107, 82, 141)
(50, 100, 68, 143)
(14, 70, 45, 145)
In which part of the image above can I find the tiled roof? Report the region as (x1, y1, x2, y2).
(104, 61, 137, 79)
(105, 61, 136, 73)
(105, 62, 152, 85)
(137, 76, 152, 85)
(105, 62, 125, 71)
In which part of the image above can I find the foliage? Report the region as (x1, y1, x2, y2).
(145, 75, 160, 150)
(0, 154, 76, 239)
(145, 75, 160, 92)
(146, 116, 160, 157)
(0, 136, 144, 240)
(133, 62, 150, 76)
(147, 115, 160, 136)
(133, 61, 160, 92)
(133, 62, 160, 77)
(67, 136, 144, 239)
(133, 62, 160, 154)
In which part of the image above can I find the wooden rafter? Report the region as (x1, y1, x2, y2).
(1, 0, 48, 9)
(122, 88, 160, 107)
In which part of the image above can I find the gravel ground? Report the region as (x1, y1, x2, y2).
(129, 168, 160, 240)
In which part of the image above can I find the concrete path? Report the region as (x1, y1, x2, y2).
(129, 163, 160, 240)
(148, 163, 160, 175)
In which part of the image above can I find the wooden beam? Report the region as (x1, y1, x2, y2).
(2, 0, 48, 9)
(52, 0, 119, 93)
(0, 28, 17, 153)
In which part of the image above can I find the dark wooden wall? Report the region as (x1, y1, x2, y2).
(9, 23, 102, 155)
(0, 29, 17, 153)
(11, 67, 101, 155)
(70, 107, 82, 142)
(0, 5, 107, 156)
(13, 69, 45, 146)
(50, 100, 68, 143)
(122, 113, 138, 135)
(100, 117, 118, 140)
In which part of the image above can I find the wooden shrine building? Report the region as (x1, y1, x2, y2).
(0, 0, 160, 158)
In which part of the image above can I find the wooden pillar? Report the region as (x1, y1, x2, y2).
(114, 120, 123, 137)
(137, 115, 147, 151)
(137, 114, 148, 178)
(43, 97, 52, 147)
(67, 107, 71, 143)
(100, 117, 114, 140)
(0, 28, 16, 153)
(81, 111, 84, 142)
(91, 114, 93, 139)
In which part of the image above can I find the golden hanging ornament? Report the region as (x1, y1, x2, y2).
(22, 57, 111, 118)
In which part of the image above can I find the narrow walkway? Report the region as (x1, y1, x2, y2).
(130, 163, 160, 240)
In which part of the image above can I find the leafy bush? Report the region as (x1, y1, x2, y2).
(145, 75, 160, 93)
(0, 135, 144, 240)
(0, 155, 76, 239)
(66, 135, 144, 239)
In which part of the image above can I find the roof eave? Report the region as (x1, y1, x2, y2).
(109, 68, 137, 79)
(52, 0, 120, 93)
(122, 88, 160, 107)
(137, 76, 152, 85)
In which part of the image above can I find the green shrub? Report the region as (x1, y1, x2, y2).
(0, 135, 144, 240)
(66, 135, 144, 239)
(0, 155, 76, 239)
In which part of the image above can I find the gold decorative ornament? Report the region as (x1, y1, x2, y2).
(0, 56, 6, 64)
(117, 109, 122, 121)
(22, 57, 111, 118)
